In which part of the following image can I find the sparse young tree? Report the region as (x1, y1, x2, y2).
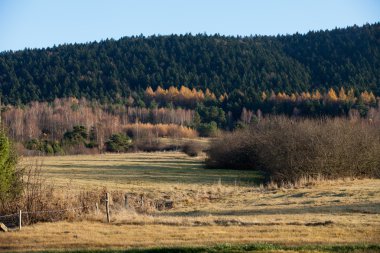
(0, 129, 22, 209)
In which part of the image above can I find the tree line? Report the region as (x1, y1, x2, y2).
(224, 87, 378, 121)
(1, 98, 196, 154)
(2, 89, 378, 155)
(0, 23, 379, 106)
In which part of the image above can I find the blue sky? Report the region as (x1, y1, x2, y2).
(0, 0, 379, 51)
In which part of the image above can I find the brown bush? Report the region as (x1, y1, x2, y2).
(206, 116, 380, 183)
(182, 141, 203, 157)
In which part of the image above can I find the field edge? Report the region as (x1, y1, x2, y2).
(11, 243, 380, 253)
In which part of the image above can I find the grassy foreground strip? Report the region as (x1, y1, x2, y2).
(31, 244, 380, 253)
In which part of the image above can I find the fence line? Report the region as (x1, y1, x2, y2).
(22, 206, 88, 214)
(0, 205, 90, 231)
(0, 213, 18, 218)
(0, 206, 88, 218)
(0, 192, 169, 231)
(0, 193, 112, 231)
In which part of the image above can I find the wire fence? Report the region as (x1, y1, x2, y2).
(0, 206, 89, 230)
(0, 192, 174, 231)
(0, 212, 19, 228)
(22, 206, 88, 214)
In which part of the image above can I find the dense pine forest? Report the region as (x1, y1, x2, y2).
(0, 23, 379, 105)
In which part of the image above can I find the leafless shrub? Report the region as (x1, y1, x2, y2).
(21, 163, 75, 223)
(182, 141, 203, 157)
(206, 116, 380, 183)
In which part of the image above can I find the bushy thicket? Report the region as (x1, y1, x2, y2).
(24, 139, 63, 155)
(206, 117, 380, 183)
(105, 133, 132, 152)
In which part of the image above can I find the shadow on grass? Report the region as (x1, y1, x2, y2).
(43, 163, 264, 186)
(156, 202, 380, 217)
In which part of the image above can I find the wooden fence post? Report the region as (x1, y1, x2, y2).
(125, 194, 128, 209)
(18, 210, 22, 231)
(105, 193, 110, 223)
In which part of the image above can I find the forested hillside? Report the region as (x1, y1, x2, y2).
(0, 23, 379, 105)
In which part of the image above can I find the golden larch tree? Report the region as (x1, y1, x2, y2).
(326, 88, 338, 102)
(338, 87, 347, 102)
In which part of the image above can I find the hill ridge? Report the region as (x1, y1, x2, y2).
(0, 23, 379, 105)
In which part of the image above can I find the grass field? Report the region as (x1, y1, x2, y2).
(22, 152, 262, 191)
(1, 152, 379, 252)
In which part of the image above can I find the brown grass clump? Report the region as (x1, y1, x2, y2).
(206, 116, 380, 183)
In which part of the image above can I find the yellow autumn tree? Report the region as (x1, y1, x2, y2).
(155, 86, 166, 95)
(360, 91, 376, 104)
(338, 87, 347, 102)
(290, 93, 297, 102)
(219, 92, 228, 102)
(261, 91, 267, 101)
(166, 86, 180, 101)
(196, 90, 205, 101)
(300, 92, 311, 101)
(369, 91, 377, 104)
(205, 88, 216, 100)
(179, 85, 192, 101)
(145, 86, 155, 98)
(326, 88, 338, 102)
(311, 90, 322, 100)
(276, 92, 289, 101)
(191, 88, 198, 100)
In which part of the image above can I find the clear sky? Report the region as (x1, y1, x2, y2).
(0, 0, 379, 52)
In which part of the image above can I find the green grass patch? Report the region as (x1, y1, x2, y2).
(23, 243, 380, 253)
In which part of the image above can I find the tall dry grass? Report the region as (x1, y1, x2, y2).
(0, 162, 180, 226)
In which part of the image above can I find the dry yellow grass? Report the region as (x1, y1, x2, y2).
(1, 152, 379, 252)
(1, 220, 379, 252)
